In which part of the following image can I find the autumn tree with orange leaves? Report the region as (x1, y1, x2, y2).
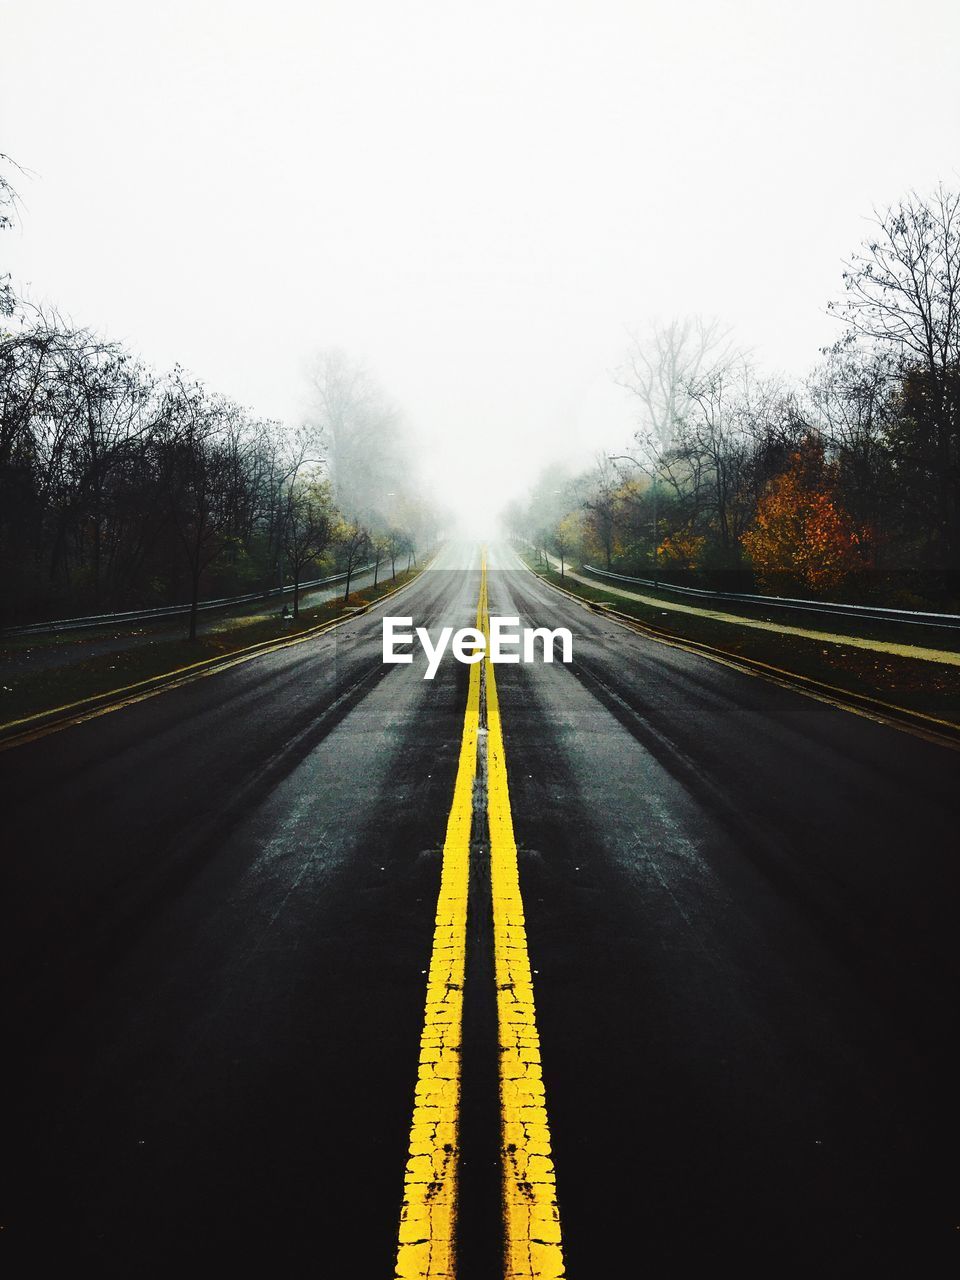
(657, 529, 705, 570)
(743, 440, 872, 594)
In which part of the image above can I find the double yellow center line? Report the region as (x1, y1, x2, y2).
(395, 555, 565, 1279)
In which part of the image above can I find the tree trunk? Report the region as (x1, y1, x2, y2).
(343, 559, 353, 602)
(92, 512, 102, 607)
(188, 568, 200, 640)
(293, 569, 300, 619)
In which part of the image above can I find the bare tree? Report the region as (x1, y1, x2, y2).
(831, 186, 960, 368)
(830, 186, 960, 569)
(581, 456, 620, 569)
(369, 532, 390, 587)
(677, 360, 767, 556)
(0, 153, 26, 318)
(386, 527, 406, 580)
(269, 423, 324, 586)
(338, 518, 369, 601)
(161, 374, 248, 640)
(552, 512, 579, 578)
(804, 350, 893, 551)
(610, 318, 737, 574)
(280, 476, 333, 618)
(615, 316, 734, 464)
(60, 342, 155, 604)
(0, 322, 76, 578)
(308, 349, 403, 520)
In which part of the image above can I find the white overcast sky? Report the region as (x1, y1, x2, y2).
(3, 0, 959, 520)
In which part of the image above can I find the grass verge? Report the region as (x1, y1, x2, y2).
(525, 558, 960, 728)
(0, 569, 420, 731)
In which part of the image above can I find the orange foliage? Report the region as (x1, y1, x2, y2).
(657, 530, 705, 570)
(743, 442, 871, 593)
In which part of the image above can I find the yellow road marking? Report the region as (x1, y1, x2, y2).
(397, 552, 565, 1275)
(483, 561, 566, 1278)
(395, 572, 484, 1279)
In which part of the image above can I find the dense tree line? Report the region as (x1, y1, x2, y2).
(509, 186, 960, 607)
(0, 321, 435, 630)
(0, 154, 441, 630)
(0, 150, 443, 631)
(0, 321, 437, 629)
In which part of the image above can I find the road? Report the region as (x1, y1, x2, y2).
(2, 543, 958, 1276)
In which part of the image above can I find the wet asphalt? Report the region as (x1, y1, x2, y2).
(2, 543, 957, 1276)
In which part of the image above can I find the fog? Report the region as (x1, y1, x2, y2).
(3, 0, 959, 536)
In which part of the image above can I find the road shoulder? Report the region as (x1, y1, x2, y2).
(521, 554, 960, 751)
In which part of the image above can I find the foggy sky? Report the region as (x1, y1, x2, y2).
(3, 0, 959, 534)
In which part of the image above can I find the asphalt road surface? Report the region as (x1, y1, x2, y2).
(2, 543, 958, 1276)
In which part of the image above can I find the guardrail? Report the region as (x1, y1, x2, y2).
(2, 564, 375, 638)
(577, 564, 960, 633)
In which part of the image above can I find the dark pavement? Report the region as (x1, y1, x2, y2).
(2, 543, 958, 1275)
